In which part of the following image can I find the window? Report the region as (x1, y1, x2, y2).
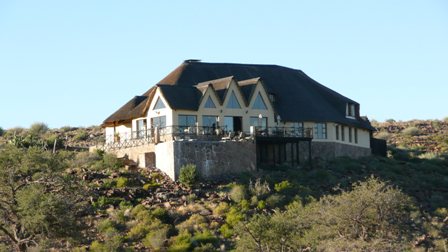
(202, 116, 218, 128)
(226, 91, 241, 109)
(354, 128, 358, 144)
(252, 92, 267, 110)
(336, 125, 339, 140)
(136, 119, 147, 138)
(178, 115, 197, 131)
(153, 97, 166, 110)
(314, 123, 327, 139)
(224, 116, 234, 132)
(293, 122, 304, 137)
(204, 96, 216, 108)
(346, 103, 356, 117)
(151, 116, 166, 128)
(250, 116, 268, 130)
(341, 125, 345, 141)
(349, 127, 353, 142)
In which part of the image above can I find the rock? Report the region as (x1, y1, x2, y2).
(199, 209, 211, 216)
(164, 202, 172, 209)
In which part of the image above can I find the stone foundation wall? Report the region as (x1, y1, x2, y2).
(156, 140, 256, 180)
(312, 141, 371, 159)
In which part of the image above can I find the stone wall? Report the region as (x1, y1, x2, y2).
(156, 140, 256, 180)
(312, 141, 371, 159)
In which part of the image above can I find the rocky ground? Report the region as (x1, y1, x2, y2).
(372, 119, 448, 154)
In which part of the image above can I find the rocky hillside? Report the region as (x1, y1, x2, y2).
(373, 119, 448, 154)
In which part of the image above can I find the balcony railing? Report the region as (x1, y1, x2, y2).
(98, 125, 313, 151)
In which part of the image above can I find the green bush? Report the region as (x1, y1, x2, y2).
(212, 202, 230, 216)
(179, 164, 198, 187)
(225, 206, 244, 227)
(74, 130, 89, 141)
(192, 229, 218, 247)
(143, 225, 169, 251)
(229, 184, 247, 203)
(402, 126, 421, 136)
(265, 193, 286, 208)
(0, 127, 4, 137)
(168, 230, 192, 252)
(115, 177, 128, 188)
(274, 180, 293, 193)
(29, 122, 49, 137)
(219, 223, 234, 238)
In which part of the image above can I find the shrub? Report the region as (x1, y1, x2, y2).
(375, 131, 390, 140)
(402, 126, 421, 136)
(229, 184, 247, 203)
(74, 130, 89, 141)
(143, 225, 169, 250)
(248, 178, 270, 198)
(151, 207, 170, 223)
(97, 219, 117, 233)
(0, 127, 4, 137)
(225, 206, 244, 227)
(386, 119, 396, 123)
(115, 177, 128, 188)
(265, 193, 286, 208)
(29, 122, 49, 136)
(192, 229, 218, 247)
(179, 164, 198, 187)
(212, 202, 230, 216)
(177, 214, 207, 233)
(274, 180, 293, 193)
(219, 223, 234, 238)
(168, 230, 192, 252)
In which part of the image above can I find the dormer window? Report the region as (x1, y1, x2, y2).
(346, 103, 356, 118)
(268, 93, 276, 103)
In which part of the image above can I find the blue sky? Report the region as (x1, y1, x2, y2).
(1, 1, 447, 129)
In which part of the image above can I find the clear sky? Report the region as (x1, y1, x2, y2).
(1, 1, 447, 129)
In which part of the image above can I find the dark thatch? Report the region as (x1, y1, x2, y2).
(104, 60, 374, 130)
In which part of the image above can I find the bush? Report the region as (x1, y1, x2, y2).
(74, 130, 89, 141)
(192, 229, 218, 247)
(179, 164, 198, 187)
(375, 131, 390, 140)
(177, 214, 207, 233)
(274, 180, 293, 193)
(143, 225, 169, 250)
(212, 202, 230, 216)
(115, 177, 128, 188)
(402, 126, 421, 136)
(235, 177, 417, 251)
(29, 122, 49, 137)
(248, 178, 270, 198)
(265, 193, 286, 208)
(168, 230, 192, 252)
(0, 127, 4, 137)
(229, 184, 247, 203)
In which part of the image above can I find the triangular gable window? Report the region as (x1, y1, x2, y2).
(226, 91, 241, 109)
(153, 97, 166, 110)
(204, 96, 216, 108)
(252, 92, 267, 110)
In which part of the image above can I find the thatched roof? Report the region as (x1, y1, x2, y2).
(103, 60, 374, 130)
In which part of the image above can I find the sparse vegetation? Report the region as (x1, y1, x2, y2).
(0, 120, 447, 251)
(179, 163, 198, 187)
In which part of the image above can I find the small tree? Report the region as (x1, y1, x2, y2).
(179, 164, 198, 187)
(0, 146, 86, 251)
